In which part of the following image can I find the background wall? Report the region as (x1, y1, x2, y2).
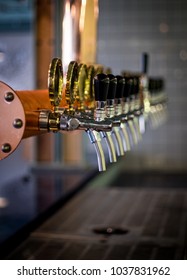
(96, 0, 187, 171)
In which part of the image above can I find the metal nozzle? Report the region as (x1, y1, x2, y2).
(128, 118, 138, 145)
(120, 122, 131, 151)
(87, 129, 106, 172)
(112, 126, 125, 156)
(100, 131, 117, 163)
(133, 116, 142, 141)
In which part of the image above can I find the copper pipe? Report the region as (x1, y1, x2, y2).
(0, 81, 68, 160)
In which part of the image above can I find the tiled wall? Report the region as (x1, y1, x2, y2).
(96, 0, 187, 171)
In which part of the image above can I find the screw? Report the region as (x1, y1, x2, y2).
(13, 119, 23, 129)
(4, 92, 14, 102)
(1, 143, 11, 153)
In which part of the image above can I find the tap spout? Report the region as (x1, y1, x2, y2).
(100, 131, 117, 163)
(128, 117, 138, 145)
(120, 121, 131, 151)
(112, 126, 125, 156)
(87, 129, 106, 171)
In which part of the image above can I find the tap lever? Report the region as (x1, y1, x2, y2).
(120, 76, 133, 151)
(111, 75, 125, 156)
(106, 74, 117, 118)
(142, 52, 149, 75)
(107, 74, 117, 100)
(94, 73, 109, 102)
(115, 75, 125, 116)
(94, 73, 109, 121)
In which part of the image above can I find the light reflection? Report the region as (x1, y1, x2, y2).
(71, 3, 76, 18)
(79, 0, 86, 32)
(179, 49, 187, 61)
(94, 0, 99, 19)
(159, 22, 169, 33)
(62, 1, 74, 70)
(0, 197, 8, 208)
(174, 68, 183, 80)
(0, 51, 5, 63)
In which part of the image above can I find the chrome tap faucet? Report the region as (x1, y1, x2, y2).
(86, 73, 110, 171)
(112, 75, 126, 156)
(100, 74, 117, 163)
(126, 76, 140, 146)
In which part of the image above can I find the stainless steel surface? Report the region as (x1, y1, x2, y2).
(5, 170, 187, 260)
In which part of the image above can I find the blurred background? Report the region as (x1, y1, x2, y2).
(0, 0, 187, 260)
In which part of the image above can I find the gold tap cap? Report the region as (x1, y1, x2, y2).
(84, 65, 95, 104)
(65, 61, 78, 110)
(48, 58, 63, 108)
(74, 63, 87, 109)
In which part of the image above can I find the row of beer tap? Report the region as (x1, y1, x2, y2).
(39, 58, 167, 171)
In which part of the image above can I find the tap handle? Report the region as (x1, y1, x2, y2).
(94, 73, 109, 102)
(65, 61, 78, 110)
(142, 52, 149, 74)
(84, 65, 95, 102)
(48, 58, 63, 108)
(123, 76, 133, 99)
(74, 63, 87, 110)
(148, 78, 155, 94)
(133, 76, 140, 97)
(107, 74, 117, 100)
(115, 75, 125, 99)
(128, 76, 136, 100)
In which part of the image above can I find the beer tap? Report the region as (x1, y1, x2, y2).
(140, 52, 150, 131)
(148, 78, 167, 129)
(112, 76, 125, 156)
(86, 73, 110, 171)
(100, 74, 117, 163)
(126, 76, 139, 146)
(148, 78, 157, 128)
(132, 76, 143, 141)
(120, 76, 132, 151)
(64, 63, 111, 172)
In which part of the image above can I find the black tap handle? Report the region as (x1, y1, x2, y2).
(123, 77, 133, 98)
(142, 52, 149, 74)
(133, 76, 139, 96)
(148, 78, 155, 93)
(107, 74, 117, 99)
(159, 78, 164, 91)
(94, 73, 109, 101)
(115, 75, 125, 99)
